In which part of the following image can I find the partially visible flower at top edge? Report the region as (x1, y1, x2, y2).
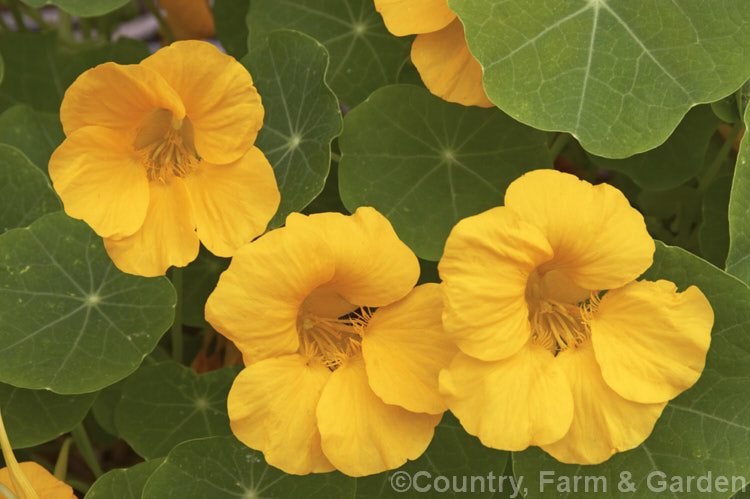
(374, 0, 493, 108)
(0, 407, 75, 499)
(205, 207, 457, 476)
(438, 169, 714, 465)
(158, 0, 215, 40)
(49, 40, 280, 277)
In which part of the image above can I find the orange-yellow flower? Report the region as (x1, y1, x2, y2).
(159, 0, 215, 40)
(49, 41, 280, 277)
(206, 208, 456, 476)
(0, 408, 75, 499)
(438, 169, 714, 464)
(49, 41, 280, 276)
(374, 0, 492, 107)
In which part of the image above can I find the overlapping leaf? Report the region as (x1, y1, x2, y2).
(0, 32, 149, 113)
(0, 104, 64, 172)
(589, 106, 720, 190)
(242, 29, 342, 228)
(19, 0, 130, 17)
(339, 84, 551, 260)
(0, 212, 175, 394)
(246, 0, 411, 106)
(514, 242, 750, 498)
(0, 144, 60, 233)
(0, 383, 96, 448)
(85, 458, 164, 499)
(115, 362, 238, 459)
(450, 0, 750, 158)
(727, 104, 750, 282)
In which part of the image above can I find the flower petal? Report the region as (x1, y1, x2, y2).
(317, 356, 441, 476)
(411, 20, 494, 108)
(439, 344, 573, 451)
(141, 41, 264, 165)
(362, 283, 456, 414)
(591, 280, 713, 404)
(504, 170, 655, 290)
(286, 208, 419, 308)
(227, 355, 333, 475)
(103, 178, 199, 277)
(438, 207, 554, 361)
(60, 62, 185, 139)
(184, 147, 280, 257)
(49, 126, 149, 239)
(205, 224, 335, 364)
(0, 462, 75, 498)
(541, 342, 667, 465)
(374, 0, 456, 36)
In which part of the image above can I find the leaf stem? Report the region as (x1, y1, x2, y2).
(549, 132, 571, 159)
(53, 437, 73, 480)
(71, 424, 103, 478)
(56, 9, 73, 43)
(143, 0, 175, 44)
(18, 4, 48, 30)
(170, 267, 183, 363)
(6, 0, 28, 32)
(698, 121, 743, 192)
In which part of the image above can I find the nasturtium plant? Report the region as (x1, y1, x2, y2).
(0, 1, 748, 497)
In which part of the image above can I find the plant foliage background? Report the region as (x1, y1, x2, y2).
(0, 0, 749, 497)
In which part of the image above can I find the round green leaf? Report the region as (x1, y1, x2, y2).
(726, 103, 750, 283)
(85, 458, 165, 499)
(0, 144, 61, 233)
(0, 32, 149, 113)
(246, 0, 411, 106)
(699, 175, 732, 267)
(242, 29, 342, 228)
(0, 104, 64, 172)
(19, 0, 130, 17)
(513, 242, 750, 498)
(182, 247, 229, 328)
(213, 0, 249, 60)
(589, 106, 720, 190)
(115, 363, 239, 459)
(0, 212, 175, 394)
(142, 436, 355, 499)
(450, 0, 750, 158)
(0, 382, 95, 448)
(339, 84, 551, 260)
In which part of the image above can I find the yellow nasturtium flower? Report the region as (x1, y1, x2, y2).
(49, 41, 280, 277)
(206, 208, 456, 476)
(0, 408, 75, 499)
(374, 0, 493, 107)
(438, 169, 714, 464)
(159, 0, 215, 40)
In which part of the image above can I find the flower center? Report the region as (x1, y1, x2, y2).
(133, 108, 198, 183)
(525, 270, 600, 355)
(296, 308, 372, 370)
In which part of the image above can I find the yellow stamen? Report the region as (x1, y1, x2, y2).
(297, 307, 374, 370)
(0, 407, 39, 499)
(133, 109, 198, 183)
(528, 293, 600, 355)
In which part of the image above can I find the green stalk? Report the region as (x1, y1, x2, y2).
(143, 0, 175, 44)
(7, 0, 28, 32)
(56, 10, 73, 43)
(79, 17, 92, 40)
(170, 267, 183, 363)
(71, 424, 102, 478)
(53, 437, 73, 480)
(18, 4, 48, 30)
(549, 132, 572, 159)
(698, 121, 743, 192)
